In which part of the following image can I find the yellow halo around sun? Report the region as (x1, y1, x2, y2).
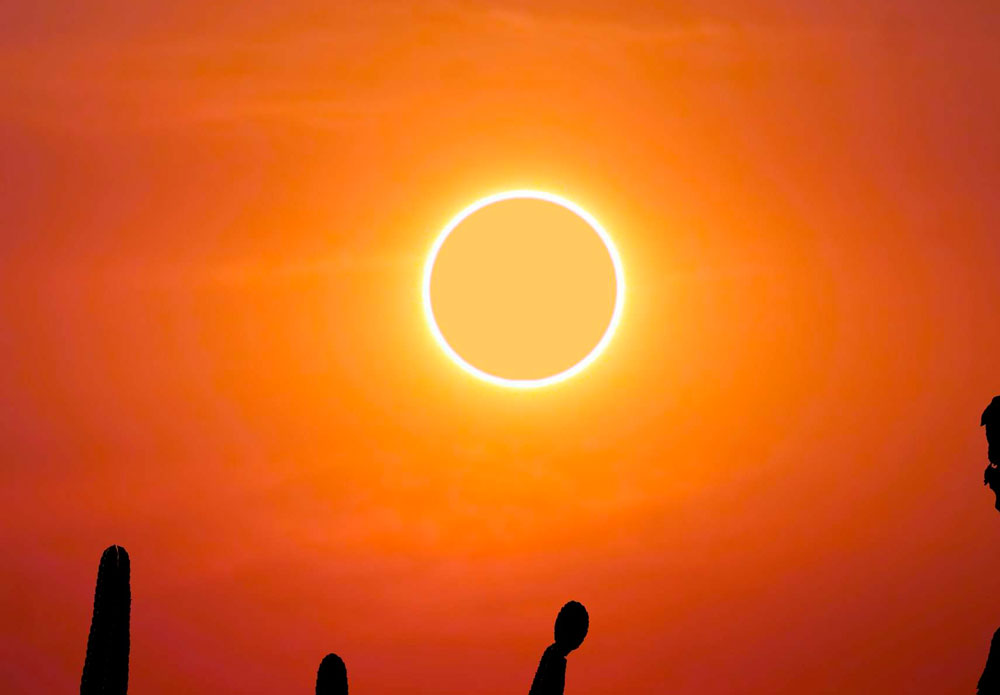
(422, 190, 625, 388)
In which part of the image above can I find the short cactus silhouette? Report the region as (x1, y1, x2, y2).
(529, 601, 589, 695)
(81, 545, 131, 695)
(316, 653, 348, 695)
(980, 627, 1000, 694)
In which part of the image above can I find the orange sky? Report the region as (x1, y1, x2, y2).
(2, 1, 1000, 692)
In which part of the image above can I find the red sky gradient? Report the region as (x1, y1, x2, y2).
(2, 1, 1000, 693)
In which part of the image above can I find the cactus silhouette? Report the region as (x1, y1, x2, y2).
(980, 627, 1000, 694)
(529, 601, 589, 695)
(983, 396, 1000, 511)
(80, 545, 131, 695)
(316, 653, 348, 695)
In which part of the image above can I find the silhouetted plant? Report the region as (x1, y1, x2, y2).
(316, 653, 348, 695)
(81, 545, 131, 695)
(529, 601, 589, 695)
(980, 627, 1000, 694)
(983, 397, 1000, 511)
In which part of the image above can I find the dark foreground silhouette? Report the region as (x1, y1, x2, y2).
(529, 601, 589, 695)
(980, 396, 1000, 694)
(60, 397, 1000, 694)
(81, 545, 130, 695)
(980, 628, 1000, 694)
(983, 396, 1000, 511)
(316, 653, 349, 695)
(77, 545, 587, 693)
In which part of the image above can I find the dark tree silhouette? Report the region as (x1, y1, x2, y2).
(316, 653, 348, 695)
(983, 397, 1000, 511)
(81, 545, 130, 695)
(529, 601, 589, 695)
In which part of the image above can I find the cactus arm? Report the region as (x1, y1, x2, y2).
(316, 652, 348, 695)
(80, 545, 130, 695)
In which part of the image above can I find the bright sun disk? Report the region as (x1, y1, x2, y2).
(422, 190, 625, 389)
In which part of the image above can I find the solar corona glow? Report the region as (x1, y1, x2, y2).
(423, 190, 625, 388)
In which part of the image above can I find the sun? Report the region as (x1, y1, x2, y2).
(422, 190, 625, 388)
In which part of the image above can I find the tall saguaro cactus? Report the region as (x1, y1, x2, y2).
(529, 601, 589, 695)
(81, 545, 131, 695)
(316, 653, 348, 695)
